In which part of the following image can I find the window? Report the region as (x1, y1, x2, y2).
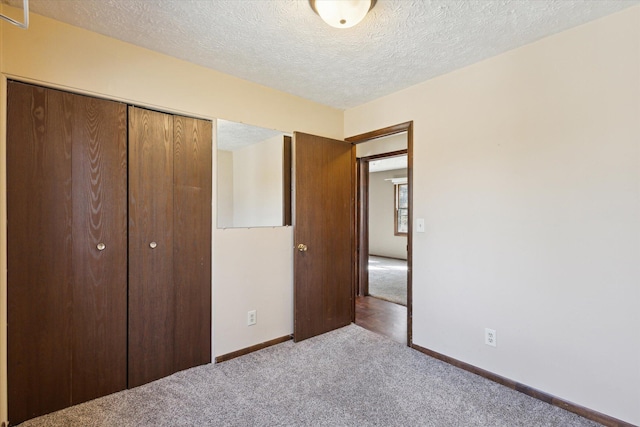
(395, 183, 408, 235)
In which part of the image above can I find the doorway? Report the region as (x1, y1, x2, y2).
(347, 122, 413, 346)
(363, 153, 408, 305)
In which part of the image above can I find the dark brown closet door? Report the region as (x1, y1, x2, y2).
(173, 116, 212, 372)
(7, 81, 127, 424)
(7, 82, 73, 425)
(71, 92, 128, 404)
(128, 106, 176, 387)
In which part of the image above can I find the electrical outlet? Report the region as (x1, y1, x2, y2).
(247, 310, 257, 326)
(485, 328, 497, 347)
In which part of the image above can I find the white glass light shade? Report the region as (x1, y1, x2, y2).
(312, 0, 373, 29)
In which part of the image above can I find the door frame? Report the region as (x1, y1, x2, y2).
(346, 122, 413, 345)
(356, 149, 408, 298)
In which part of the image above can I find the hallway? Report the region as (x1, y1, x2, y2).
(368, 256, 407, 306)
(355, 296, 407, 346)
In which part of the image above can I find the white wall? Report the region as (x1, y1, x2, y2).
(0, 8, 343, 423)
(232, 135, 283, 228)
(369, 169, 408, 259)
(345, 6, 640, 425)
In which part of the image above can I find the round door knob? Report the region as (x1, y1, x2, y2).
(149, 241, 157, 249)
(297, 243, 308, 252)
(97, 243, 106, 251)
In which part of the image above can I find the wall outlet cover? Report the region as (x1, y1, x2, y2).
(247, 310, 257, 326)
(485, 328, 497, 347)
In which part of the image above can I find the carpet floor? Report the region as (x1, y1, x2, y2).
(369, 256, 407, 306)
(19, 325, 598, 427)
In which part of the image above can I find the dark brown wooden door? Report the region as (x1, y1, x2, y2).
(70, 90, 128, 404)
(293, 132, 354, 342)
(7, 81, 73, 425)
(128, 106, 176, 387)
(173, 115, 212, 372)
(7, 81, 127, 424)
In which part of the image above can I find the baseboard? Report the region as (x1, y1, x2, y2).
(410, 343, 635, 427)
(215, 335, 292, 363)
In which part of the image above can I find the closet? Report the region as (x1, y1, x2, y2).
(7, 81, 212, 424)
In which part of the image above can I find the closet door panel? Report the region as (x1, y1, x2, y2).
(173, 116, 212, 190)
(71, 95, 128, 403)
(173, 116, 212, 371)
(7, 82, 73, 424)
(128, 106, 175, 387)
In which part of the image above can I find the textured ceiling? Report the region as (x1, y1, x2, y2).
(5, 0, 638, 109)
(217, 119, 285, 151)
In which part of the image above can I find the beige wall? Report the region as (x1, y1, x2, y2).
(213, 227, 293, 356)
(346, 6, 640, 425)
(0, 7, 343, 423)
(369, 169, 408, 259)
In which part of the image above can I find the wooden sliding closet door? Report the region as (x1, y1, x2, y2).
(128, 106, 176, 387)
(173, 116, 212, 372)
(128, 108, 212, 386)
(8, 84, 211, 423)
(7, 81, 127, 424)
(7, 82, 73, 424)
(70, 89, 128, 404)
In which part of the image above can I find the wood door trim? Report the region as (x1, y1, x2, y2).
(350, 144, 357, 323)
(347, 122, 413, 346)
(283, 136, 292, 226)
(345, 122, 412, 143)
(358, 149, 408, 161)
(356, 149, 408, 298)
(356, 159, 369, 297)
(369, 254, 408, 261)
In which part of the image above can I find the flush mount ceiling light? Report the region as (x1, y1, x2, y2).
(309, 0, 376, 29)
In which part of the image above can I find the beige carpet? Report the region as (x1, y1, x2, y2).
(19, 325, 598, 427)
(368, 255, 407, 305)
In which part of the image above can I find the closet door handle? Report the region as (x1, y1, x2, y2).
(97, 243, 106, 251)
(149, 241, 157, 249)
